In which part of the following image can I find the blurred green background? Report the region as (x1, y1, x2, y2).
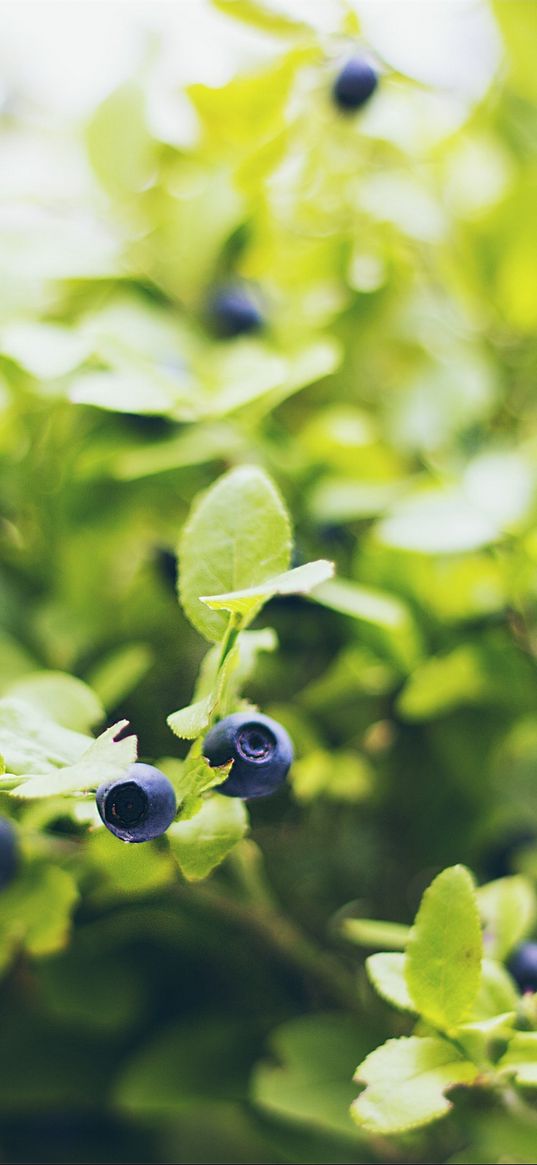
(1, 1, 537, 1161)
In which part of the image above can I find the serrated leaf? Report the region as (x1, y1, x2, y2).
(405, 866, 482, 1030)
(351, 1036, 478, 1136)
(201, 559, 334, 620)
(343, 918, 410, 951)
(498, 1032, 537, 1086)
(168, 794, 248, 881)
(478, 876, 537, 961)
(366, 953, 416, 1013)
(12, 721, 137, 799)
(167, 695, 214, 741)
(170, 755, 232, 820)
(6, 672, 104, 732)
(179, 466, 291, 642)
(253, 1014, 369, 1142)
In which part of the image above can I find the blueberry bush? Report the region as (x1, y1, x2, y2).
(1, 1, 537, 1161)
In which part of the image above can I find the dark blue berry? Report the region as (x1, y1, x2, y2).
(0, 818, 18, 889)
(209, 286, 263, 338)
(96, 763, 176, 843)
(203, 712, 293, 799)
(332, 57, 378, 113)
(508, 942, 537, 992)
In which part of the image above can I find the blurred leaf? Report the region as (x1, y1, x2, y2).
(179, 465, 291, 641)
(86, 82, 155, 197)
(406, 866, 482, 1030)
(378, 488, 500, 554)
(169, 794, 248, 880)
(1, 321, 90, 379)
(253, 1014, 369, 1141)
(0, 698, 91, 778)
(493, 0, 537, 101)
(352, 1036, 478, 1136)
(498, 1032, 537, 1087)
(471, 958, 519, 1021)
(0, 865, 78, 972)
(87, 644, 153, 709)
(477, 875, 537, 961)
(343, 918, 410, 951)
(291, 748, 372, 803)
(397, 646, 490, 721)
(313, 578, 421, 670)
(6, 672, 104, 732)
(212, 0, 313, 37)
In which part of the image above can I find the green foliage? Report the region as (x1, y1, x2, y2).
(1, 1, 537, 1161)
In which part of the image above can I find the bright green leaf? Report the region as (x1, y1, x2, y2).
(405, 865, 483, 1030)
(201, 559, 334, 621)
(12, 720, 137, 799)
(168, 794, 248, 881)
(366, 953, 416, 1013)
(352, 1036, 478, 1135)
(179, 466, 291, 642)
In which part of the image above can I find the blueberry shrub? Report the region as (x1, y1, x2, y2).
(1, 1, 537, 1162)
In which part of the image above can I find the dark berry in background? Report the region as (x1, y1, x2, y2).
(208, 285, 264, 338)
(0, 818, 18, 890)
(333, 56, 378, 112)
(508, 941, 537, 993)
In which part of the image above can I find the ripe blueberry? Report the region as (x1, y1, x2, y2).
(96, 763, 177, 843)
(203, 712, 293, 799)
(0, 818, 18, 890)
(209, 286, 263, 338)
(332, 57, 378, 113)
(508, 942, 537, 993)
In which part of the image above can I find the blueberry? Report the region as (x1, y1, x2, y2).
(332, 57, 378, 113)
(0, 818, 18, 889)
(209, 286, 263, 338)
(96, 763, 176, 843)
(508, 942, 537, 993)
(203, 712, 293, 799)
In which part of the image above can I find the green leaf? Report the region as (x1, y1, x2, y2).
(168, 794, 248, 881)
(291, 749, 372, 803)
(471, 958, 519, 1021)
(312, 577, 421, 670)
(179, 466, 291, 642)
(396, 646, 490, 721)
(252, 1014, 369, 1142)
(455, 1012, 516, 1067)
(167, 695, 215, 741)
(0, 865, 79, 974)
(405, 866, 483, 1030)
(498, 1033, 537, 1086)
(493, 0, 537, 102)
(86, 82, 155, 197)
(6, 672, 104, 732)
(377, 488, 500, 554)
(212, 0, 313, 37)
(12, 720, 137, 799)
(343, 918, 410, 951)
(87, 644, 153, 709)
(1, 321, 90, 379)
(201, 560, 334, 622)
(166, 754, 232, 820)
(477, 876, 537, 961)
(0, 698, 91, 777)
(366, 953, 416, 1013)
(351, 1036, 478, 1136)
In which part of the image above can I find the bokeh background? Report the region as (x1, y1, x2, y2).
(1, 1, 537, 1162)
